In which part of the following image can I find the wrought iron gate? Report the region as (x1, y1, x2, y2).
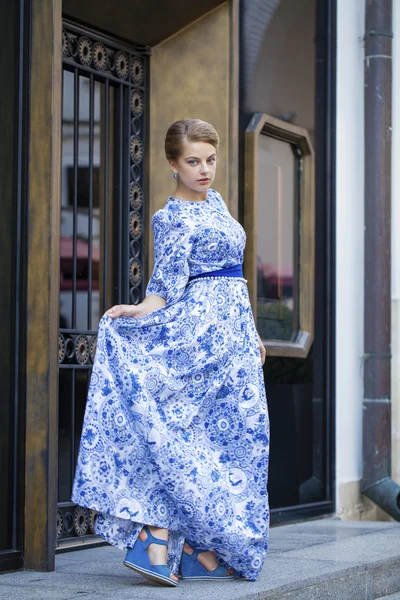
(57, 21, 148, 546)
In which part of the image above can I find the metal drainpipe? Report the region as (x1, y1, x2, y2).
(362, 0, 400, 520)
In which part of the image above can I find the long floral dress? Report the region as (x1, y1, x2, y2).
(71, 188, 270, 581)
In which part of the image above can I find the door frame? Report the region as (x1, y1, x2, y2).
(24, 0, 62, 571)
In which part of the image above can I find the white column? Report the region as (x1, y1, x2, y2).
(335, 0, 365, 517)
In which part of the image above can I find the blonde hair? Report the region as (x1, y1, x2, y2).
(165, 119, 220, 161)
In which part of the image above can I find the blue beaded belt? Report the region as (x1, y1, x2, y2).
(188, 263, 244, 282)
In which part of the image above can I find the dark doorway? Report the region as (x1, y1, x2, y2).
(240, 0, 336, 523)
(0, 0, 28, 572)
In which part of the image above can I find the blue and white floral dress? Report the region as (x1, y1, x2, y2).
(71, 188, 270, 581)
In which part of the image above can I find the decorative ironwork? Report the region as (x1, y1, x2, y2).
(65, 337, 75, 361)
(130, 136, 143, 163)
(63, 24, 148, 84)
(131, 117, 141, 136)
(130, 183, 142, 210)
(75, 335, 90, 365)
(92, 42, 107, 71)
(115, 51, 129, 79)
(57, 505, 99, 540)
(58, 20, 148, 544)
(131, 56, 144, 84)
(63, 511, 74, 535)
(58, 331, 100, 366)
(67, 36, 78, 59)
(78, 37, 92, 66)
(129, 259, 142, 287)
(131, 164, 141, 183)
(62, 29, 68, 57)
(107, 51, 116, 71)
(57, 506, 100, 542)
(59, 334, 66, 363)
(129, 211, 142, 240)
(89, 509, 97, 534)
(130, 240, 140, 258)
(90, 335, 97, 362)
(57, 510, 64, 540)
(130, 287, 140, 305)
(131, 90, 144, 117)
(73, 506, 89, 536)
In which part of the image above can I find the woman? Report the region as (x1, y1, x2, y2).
(71, 119, 270, 587)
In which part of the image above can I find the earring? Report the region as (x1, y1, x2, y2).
(173, 172, 178, 179)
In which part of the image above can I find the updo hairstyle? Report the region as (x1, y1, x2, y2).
(165, 119, 220, 162)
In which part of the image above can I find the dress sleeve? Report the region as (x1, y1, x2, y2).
(214, 190, 230, 213)
(145, 209, 192, 306)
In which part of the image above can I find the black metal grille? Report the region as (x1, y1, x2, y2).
(58, 21, 149, 545)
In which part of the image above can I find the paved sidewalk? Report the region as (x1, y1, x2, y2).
(1, 517, 400, 599)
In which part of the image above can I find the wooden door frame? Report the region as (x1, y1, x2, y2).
(24, 0, 62, 571)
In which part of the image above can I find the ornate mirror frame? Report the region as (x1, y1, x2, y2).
(244, 113, 315, 358)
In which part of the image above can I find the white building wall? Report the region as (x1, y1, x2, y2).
(335, 0, 365, 518)
(336, 0, 399, 519)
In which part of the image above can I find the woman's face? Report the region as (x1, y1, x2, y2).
(170, 139, 217, 194)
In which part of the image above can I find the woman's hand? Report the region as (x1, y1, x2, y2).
(105, 294, 166, 319)
(256, 331, 266, 365)
(105, 304, 146, 319)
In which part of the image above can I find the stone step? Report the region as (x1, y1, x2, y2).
(259, 519, 400, 600)
(260, 555, 400, 599)
(0, 517, 399, 599)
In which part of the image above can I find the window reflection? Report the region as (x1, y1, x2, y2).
(256, 134, 299, 341)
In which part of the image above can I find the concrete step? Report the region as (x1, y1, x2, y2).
(259, 518, 400, 599)
(0, 517, 399, 599)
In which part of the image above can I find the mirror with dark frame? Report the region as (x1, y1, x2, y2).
(244, 113, 315, 358)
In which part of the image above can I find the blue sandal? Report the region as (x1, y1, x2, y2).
(180, 546, 236, 580)
(123, 526, 177, 587)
